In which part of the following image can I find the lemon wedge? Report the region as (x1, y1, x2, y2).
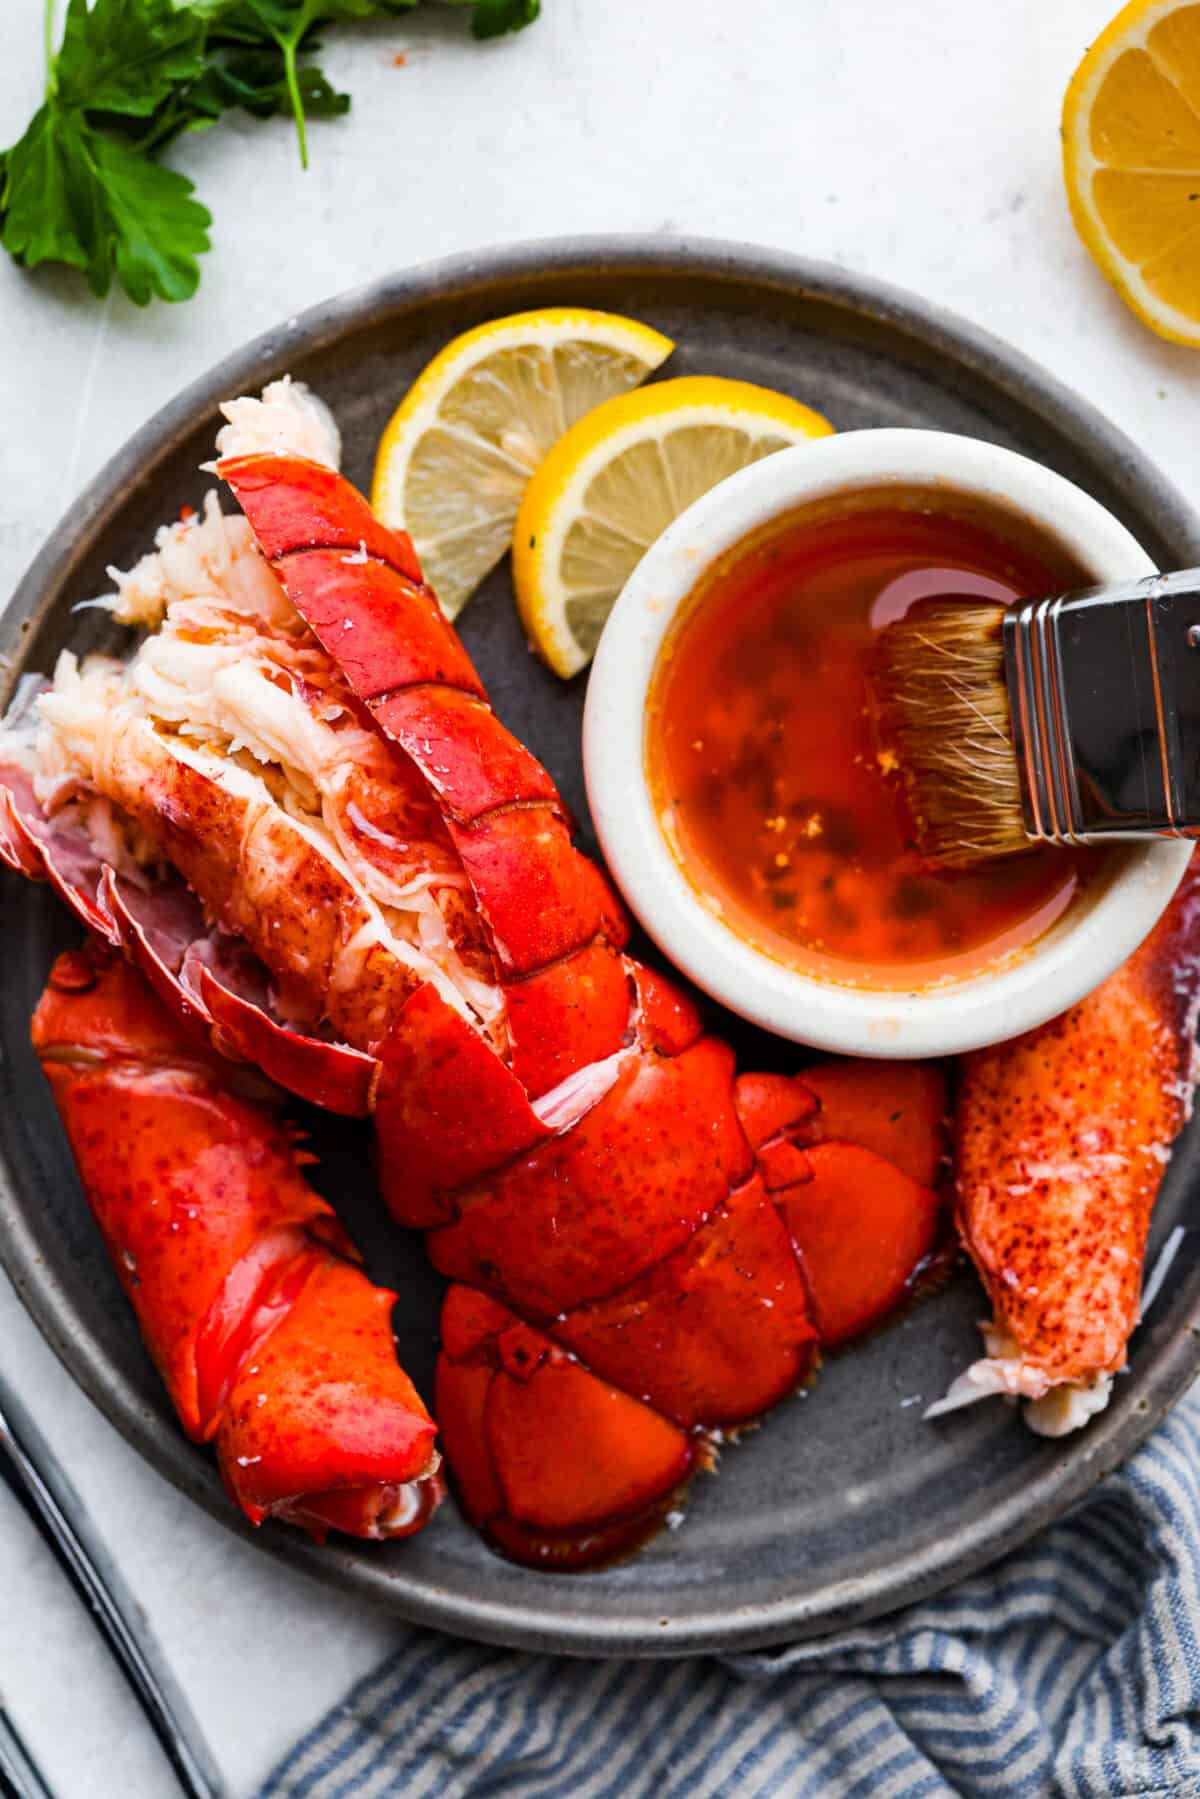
(371, 309, 674, 617)
(511, 375, 833, 678)
(1063, 0, 1200, 344)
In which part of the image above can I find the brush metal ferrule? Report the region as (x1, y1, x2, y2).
(1003, 570, 1200, 846)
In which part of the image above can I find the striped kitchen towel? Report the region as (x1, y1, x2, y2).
(258, 1385, 1200, 1799)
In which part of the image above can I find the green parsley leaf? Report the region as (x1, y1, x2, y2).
(0, 104, 93, 277)
(88, 130, 212, 302)
(0, 101, 210, 304)
(1, 0, 541, 306)
(210, 2, 381, 166)
(201, 45, 350, 123)
(223, 0, 378, 31)
(463, 0, 541, 41)
(207, 0, 540, 163)
(54, 0, 208, 116)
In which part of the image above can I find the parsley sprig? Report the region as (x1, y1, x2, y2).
(0, 0, 539, 305)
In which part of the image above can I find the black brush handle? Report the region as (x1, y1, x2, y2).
(1148, 574, 1200, 832)
(1003, 570, 1200, 842)
(0, 1376, 225, 1799)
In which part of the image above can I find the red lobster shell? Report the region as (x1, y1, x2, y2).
(31, 943, 442, 1540)
(2, 450, 951, 1566)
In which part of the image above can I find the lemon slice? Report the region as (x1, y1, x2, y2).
(371, 309, 674, 617)
(511, 376, 834, 679)
(1063, 0, 1200, 344)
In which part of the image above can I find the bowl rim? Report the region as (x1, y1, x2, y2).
(584, 426, 1193, 1058)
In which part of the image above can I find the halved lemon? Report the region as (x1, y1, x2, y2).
(372, 309, 674, 617)
(512, 376, 834, 679)
(1063, 0, 1200, 344)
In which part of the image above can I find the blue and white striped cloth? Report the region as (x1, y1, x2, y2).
(259, 1388, 1200, 1799)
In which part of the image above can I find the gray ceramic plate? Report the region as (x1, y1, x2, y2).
(3, 238, 1200, 1658)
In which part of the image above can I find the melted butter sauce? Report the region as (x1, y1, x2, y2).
(646, 494, 1096, 992)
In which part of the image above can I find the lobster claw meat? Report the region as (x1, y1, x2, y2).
(945, 855, 1200, 1435)
(31, 944, 442, 1540)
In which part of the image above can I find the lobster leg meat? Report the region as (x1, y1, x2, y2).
(31, 943, 442, 1540)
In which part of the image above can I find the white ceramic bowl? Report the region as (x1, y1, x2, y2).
(583, 428, 1192, 1058)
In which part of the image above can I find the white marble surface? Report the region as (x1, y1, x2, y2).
(2, 1, 1200, 1793)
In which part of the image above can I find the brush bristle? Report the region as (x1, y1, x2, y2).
(873, 600, 1031, 868)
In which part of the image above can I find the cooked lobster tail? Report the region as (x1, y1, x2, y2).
(6, 400, 1199, 1567)
(219, 450, 950, 1563)
(0, 421, 951, 1572)
(31, 945, 442, 1541)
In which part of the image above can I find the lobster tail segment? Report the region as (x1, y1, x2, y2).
(436, 1287, 698, 1570)
(735, 1063, 950, 1350)
(220, 451, 630, 1071)
(217, 1256, 442, 1540)
(32, 946, 443, 1542)
(1, 426, 968, 1570)
(215, 449, 956, 1564)
(552, 1174, 818, 1429)
(427, 1037, 752, 1318)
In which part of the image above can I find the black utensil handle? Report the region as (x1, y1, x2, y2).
(1005, 568, 1200, 841)
(0, 1704, 56, 1799)
(1148, 574, 1200, 834)
(0, 1376, 225, 1799)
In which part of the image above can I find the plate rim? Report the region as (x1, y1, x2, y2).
(3, 233, 1200, 1656)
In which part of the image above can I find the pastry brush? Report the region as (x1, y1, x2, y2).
(872, 570, 1200, 868)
